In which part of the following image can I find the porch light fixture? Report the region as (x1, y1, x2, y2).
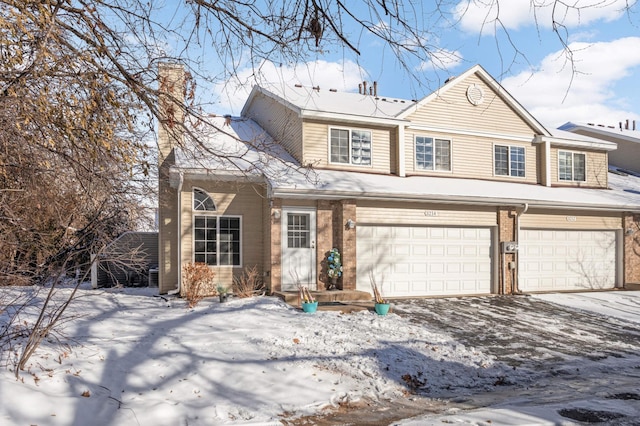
(626, 227, 634, 236)
(273, 210, 281, 220)
(346, 218, 355, 229)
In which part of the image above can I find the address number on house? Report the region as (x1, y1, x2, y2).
(424, 210, 439, 217)
(566, 216, 577, 222)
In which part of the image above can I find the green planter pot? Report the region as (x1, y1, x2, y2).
(301, 301, 318, 313)
(374, 303, 390, 316)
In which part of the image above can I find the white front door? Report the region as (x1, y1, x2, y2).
(281, 208, 316, 291)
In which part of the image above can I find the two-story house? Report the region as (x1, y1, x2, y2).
(157, 63, 640, 299)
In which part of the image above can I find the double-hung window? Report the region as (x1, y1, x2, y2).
(558, 151, 586, 182)
(193, 188, 241, 266)
(415, 136, 451, 171)
(330, 128, 371, 165)
(494, 145, 525, 177)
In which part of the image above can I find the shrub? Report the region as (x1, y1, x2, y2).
(232, 265, 264, 298)
(182, 262, 216, 308)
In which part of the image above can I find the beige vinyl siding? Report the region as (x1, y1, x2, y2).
(405, 131, 539, 184)
(303, 120, 395, 174)
(549, 148, 608, 188)
(357, 201, 497, 226)
(520, 209, 622, 230)
(281, 199, 316, 208)
(405, 75, 537, 137)
(180, 181, 265, 286)
(244, 92, 303, 162)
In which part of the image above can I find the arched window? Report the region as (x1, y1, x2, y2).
(192, 188, 241, 266)
(193, 188, 216, 211)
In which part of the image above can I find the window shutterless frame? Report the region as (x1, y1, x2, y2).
(328, 126, 373, 166)
(558, 150, 587, 182)
(493, 144, 525, 178)
(192, 188, 242, 267)
(414, 135, 452, 172)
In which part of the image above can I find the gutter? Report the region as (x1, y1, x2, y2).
(270, 188, 640, 213)
(168, 170, 184, 296)
(514, 203, 529, 294)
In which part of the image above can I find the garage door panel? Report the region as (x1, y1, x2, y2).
(357, 225, 492, 297)
(520, 229, 616, 292)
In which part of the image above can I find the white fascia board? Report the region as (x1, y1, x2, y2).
(534, 135, 617, 151)
(407, 124, 536, 143)
(301, 110, 408, 127)
(169, 167, 266, 183)
(270, 187, 639, 211)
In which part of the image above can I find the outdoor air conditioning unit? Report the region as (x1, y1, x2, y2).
(501, 241, 519, 253)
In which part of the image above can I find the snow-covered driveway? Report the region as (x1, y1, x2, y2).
(392, 292, 640, 425)
(396, 294, 640, 370)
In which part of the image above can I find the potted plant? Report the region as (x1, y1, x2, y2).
(299, 285, 318, 313)
(217, 284, 230, 303)
(371, 278, 390, 316)
(326, 248, 342, 290)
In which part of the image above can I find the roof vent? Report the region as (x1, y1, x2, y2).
(223, 114, 232, 126)
(313, 85, 320, 92)
(329, 88, 337, 92)
(294, 83, 302, 88)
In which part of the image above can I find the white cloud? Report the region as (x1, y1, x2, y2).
(212, 59, 366, 114)
(502, 37, 640, 127)
(417, 48, 464, 71)
(455, 0, 630, 33)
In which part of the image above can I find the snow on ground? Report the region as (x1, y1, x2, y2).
(2, 287, 640, 425)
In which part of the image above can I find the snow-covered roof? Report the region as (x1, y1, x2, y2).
(541, 127, 618, 151)
(170, 116, 640, 212)
(171, 115, 302, 185)
(270, 167, 640, 212)
(560, 121, 640, 144)
(243, 84, 412, 124)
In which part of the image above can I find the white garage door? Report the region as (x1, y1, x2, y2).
(356, 226, 493, 297)
(519, 229, 617, 292)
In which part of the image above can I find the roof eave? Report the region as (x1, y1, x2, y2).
(301, 110, 408, 126)
(270, 187, 640, 212)
(534, 135, 618, 151)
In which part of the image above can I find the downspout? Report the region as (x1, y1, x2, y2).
(168, 170, 184, 296)
(514, 203, 529, 294)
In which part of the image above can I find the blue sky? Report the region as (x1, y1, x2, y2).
(160, 1, 640, 129)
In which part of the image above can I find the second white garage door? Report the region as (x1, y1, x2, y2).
(356, 226, 493, 297)
(519, 229, 618, 292)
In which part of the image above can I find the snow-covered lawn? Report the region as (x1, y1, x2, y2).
(2, 286, 640, 425)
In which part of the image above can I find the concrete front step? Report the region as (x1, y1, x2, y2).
(273, 289, 372, 305)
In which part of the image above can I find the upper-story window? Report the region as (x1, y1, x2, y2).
(415, 136, 451, 171)
(192, 188, 241, 266)
(330, 128, 371, 166)
(494, 145, 525, 177)
(558, 151, 586, 182)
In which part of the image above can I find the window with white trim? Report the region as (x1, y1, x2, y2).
(192, 189, 241, 266)
(330, 128, 371, 165)
(415, 136, 451, 171)
(494, 145, 525, 177)
(558, 151, 586, 182)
